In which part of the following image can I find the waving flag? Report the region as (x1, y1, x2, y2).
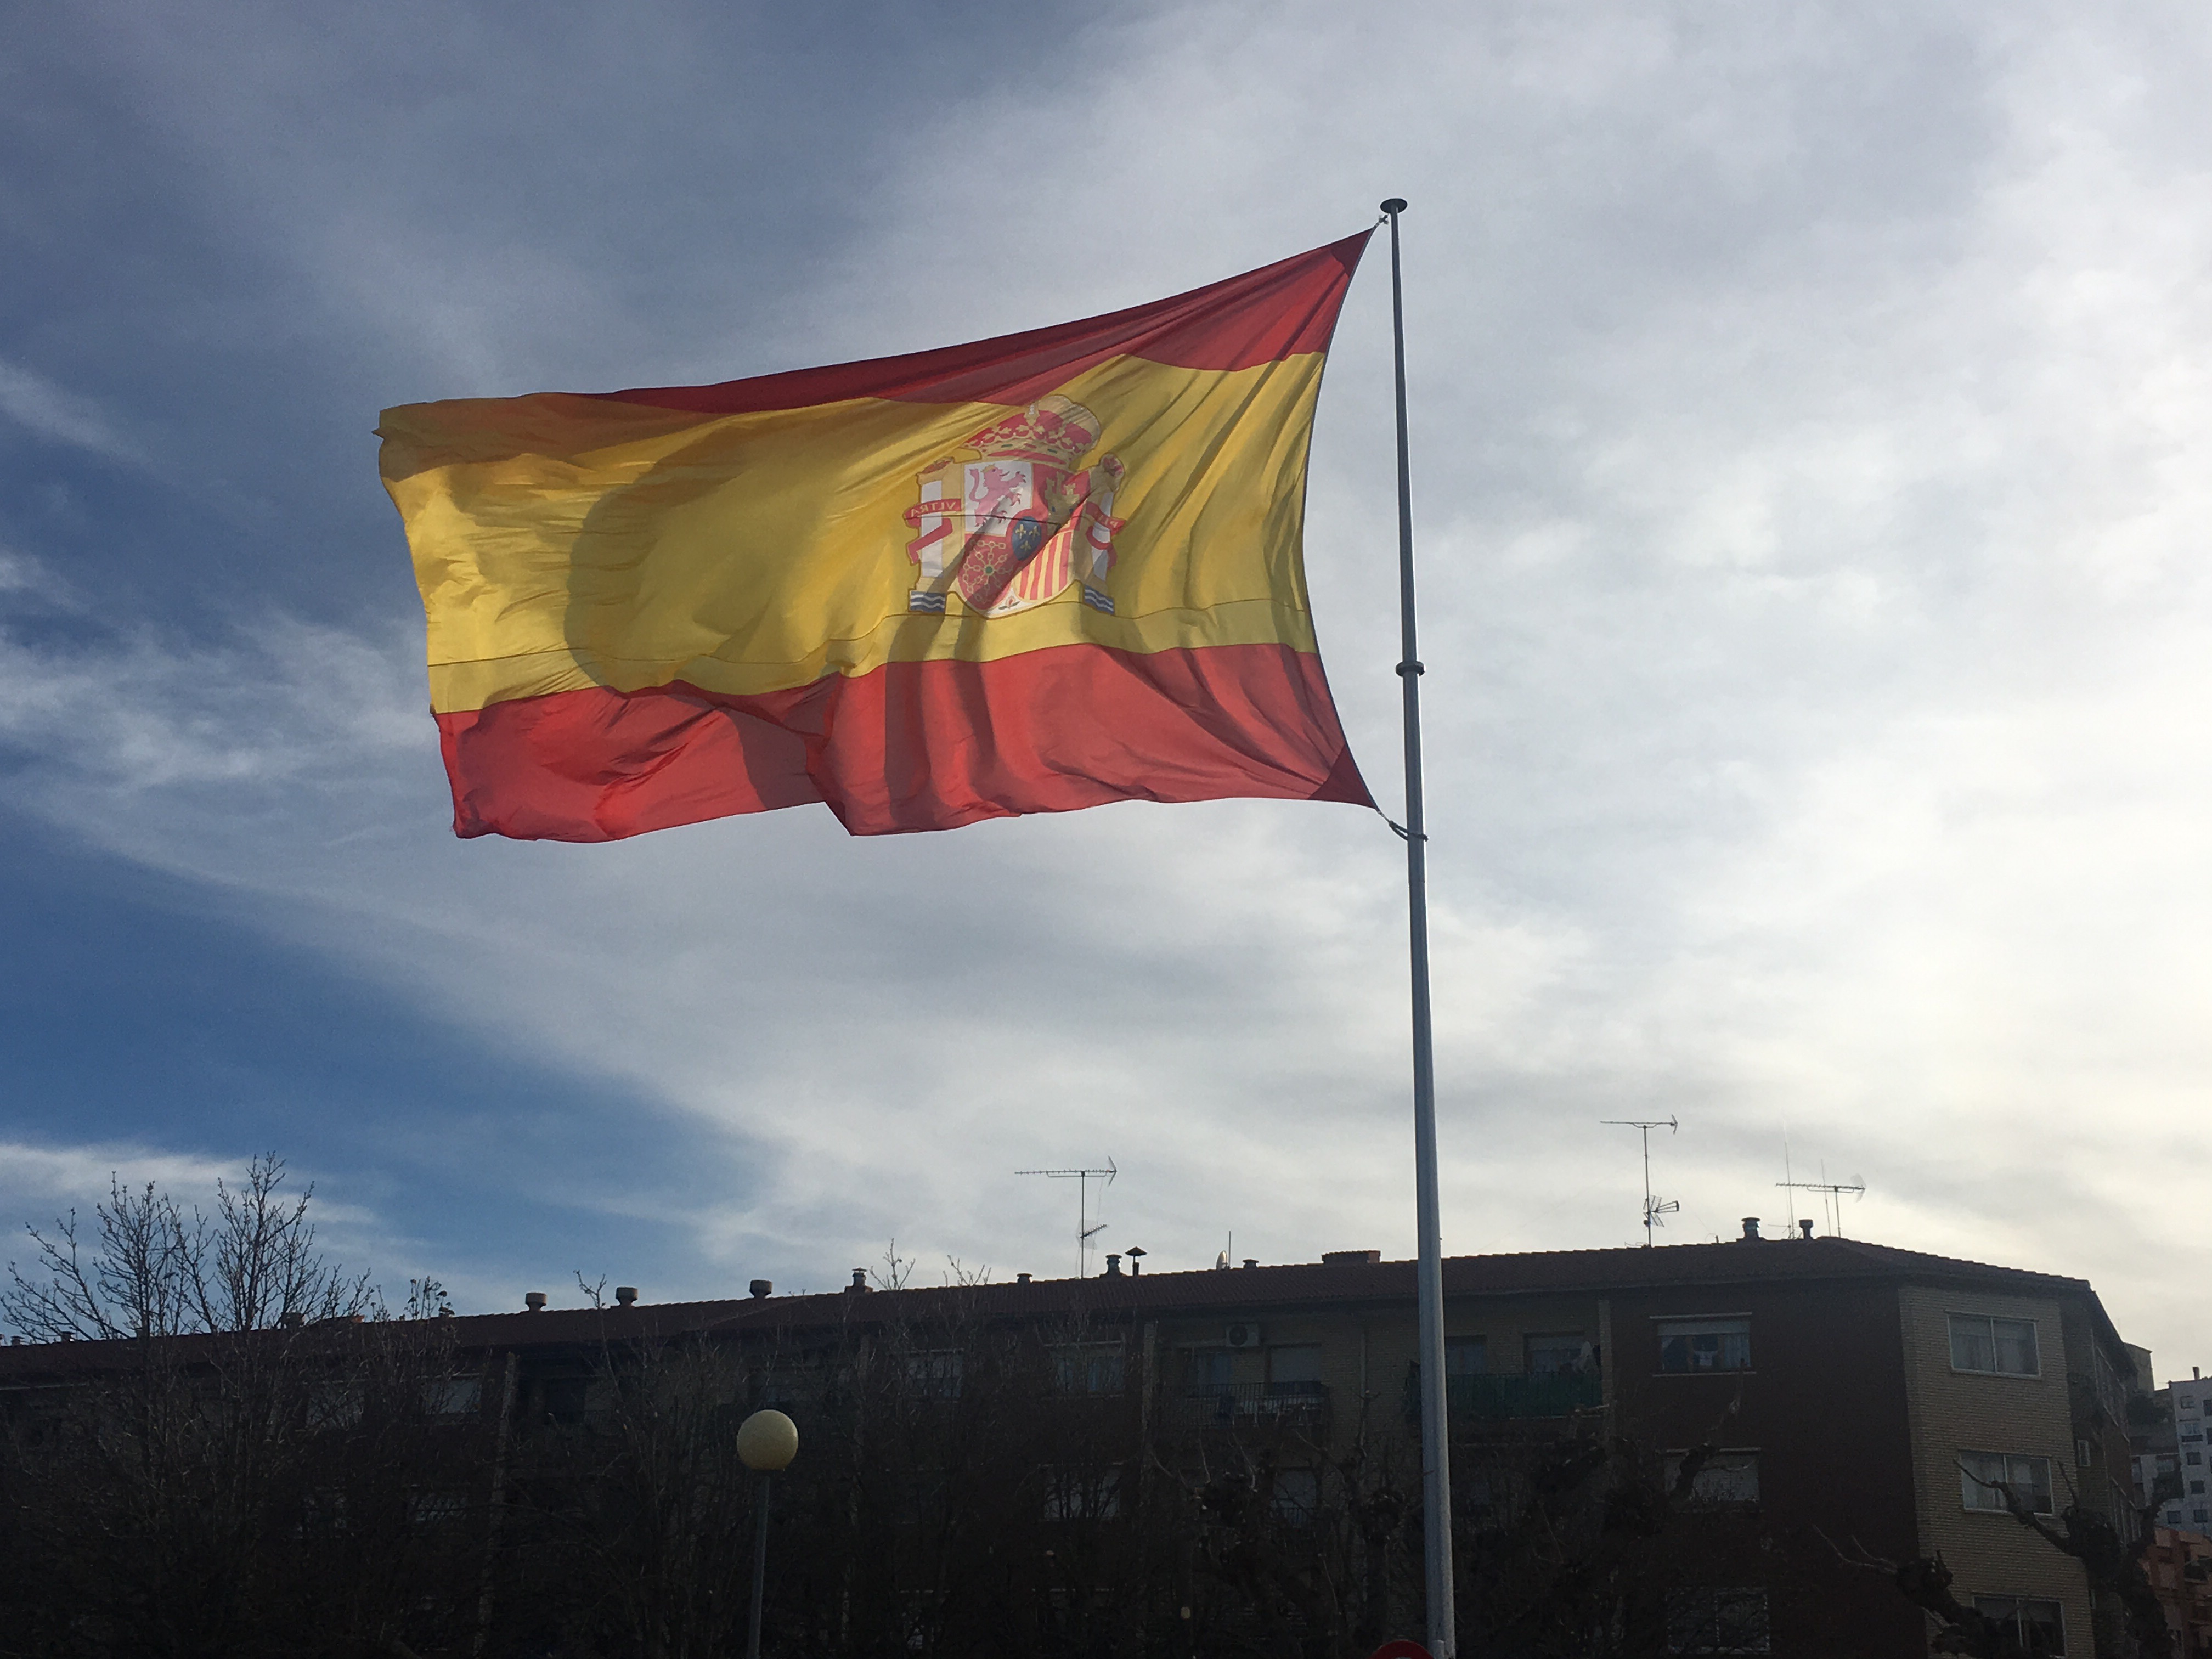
(379, 233, 1373, 839)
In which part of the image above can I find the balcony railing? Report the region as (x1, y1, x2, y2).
(1446, 1372, 1603, 1421)
(1172, 1381, 1330, 1436)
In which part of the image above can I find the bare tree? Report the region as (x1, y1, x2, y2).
(0, 1156, 478, 1658)
(2, 1154, 374, 1342)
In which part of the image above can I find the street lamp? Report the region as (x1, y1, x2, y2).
(736, 1408, 798, 1659)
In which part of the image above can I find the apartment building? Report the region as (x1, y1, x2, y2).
(2145, 1527, 2212, 1657)
(2166, 1371, 2212, 1537)
(0, 1227, 2148, 1655)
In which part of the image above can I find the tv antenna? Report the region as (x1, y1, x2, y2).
(1777, 1170, 1866, 1237)
(1016, 1158, 1117, 1278)
(1601, 1116, 1679, 1246)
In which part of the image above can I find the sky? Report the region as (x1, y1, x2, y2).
(2, 2, 2207, 1369)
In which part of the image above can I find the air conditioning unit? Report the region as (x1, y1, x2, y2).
(1224, 1323, 1262, 1350)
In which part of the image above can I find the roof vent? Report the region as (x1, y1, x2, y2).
(1798, 1219, 1814, 1240)
(1017, 1272, 1032, 1284)
(1242, 1257, 1258, 1269)
(847, 1268, 869, 1293)
(1740, 1218, 1762, 1242)
(1104, 1254, 1122, 1276)
(524, 1291, 547, 1311)
(748, 1279, 772, 1299)
(614, 1286, 639, 1307)
(1322, 1250, 1382, 1266)
(1126, 1246, 1146, 1275)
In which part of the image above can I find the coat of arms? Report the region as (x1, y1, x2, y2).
(903, 395, 1126, 618)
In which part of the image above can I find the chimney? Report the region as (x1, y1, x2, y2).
(1322, 1250, 1383, 1266)
(748, 1279, 772, 1299)
(1740, 1218, 1762, 1242)
(1126, 1246, 1146, 1276)
(1242, 1257, 1258, 1269)
(1798, 1220, 1814, 1240)
(1105, 1254, 1122, 1276)
(614, 1286, 639, 1307)
(524, 1291, 547, 1311)
(1017, 1272, 1032, 1284)
(847, 1268, 869, 1293)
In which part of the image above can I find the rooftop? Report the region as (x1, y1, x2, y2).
(1, 1234, 2123, 1377)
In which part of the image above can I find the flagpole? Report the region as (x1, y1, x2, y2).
(1382, 196, 1456, 1658)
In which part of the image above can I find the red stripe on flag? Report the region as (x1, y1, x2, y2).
(590, 232, 1371, 416)
(434, 645, 1370, 840)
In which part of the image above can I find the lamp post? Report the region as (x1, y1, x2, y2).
(736, 1408, 798, 1659)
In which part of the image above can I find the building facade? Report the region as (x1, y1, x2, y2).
(2164, 1373, 2212, 1538)
(0, 1228, 2154, 1656)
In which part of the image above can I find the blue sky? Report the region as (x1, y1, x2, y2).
(3, 3, 2209, 1370)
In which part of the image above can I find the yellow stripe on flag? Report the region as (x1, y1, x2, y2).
(381, 352, 1328, 714)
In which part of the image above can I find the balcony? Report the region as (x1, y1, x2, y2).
(1172, 1382, 1330, 1437)
(1446, 1372, 1602, 1421)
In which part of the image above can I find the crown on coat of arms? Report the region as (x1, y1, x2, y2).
(965, 395, 1101, 467)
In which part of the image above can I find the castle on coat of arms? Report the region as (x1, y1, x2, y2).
(902, 395, 1125, 618)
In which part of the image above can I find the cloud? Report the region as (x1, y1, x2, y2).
(3, 2, 2210, 1369)
(0, 1138, 240, 1217)
(0, 360, 141, 463)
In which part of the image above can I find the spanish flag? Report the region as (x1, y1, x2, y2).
(379, 233, 1374, 839)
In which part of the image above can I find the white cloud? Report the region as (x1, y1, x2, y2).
(0, 360, 140, 462)
(6, 2, 2211, 1368)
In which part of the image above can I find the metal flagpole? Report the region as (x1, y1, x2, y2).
(1381, 195, 1457, 1658)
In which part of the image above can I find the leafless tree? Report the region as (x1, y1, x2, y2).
(2, 1154, 375, 1342)
(0, 1156, 478, 1658)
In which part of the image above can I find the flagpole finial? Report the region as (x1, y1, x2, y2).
(1381, 197, 1408, 214)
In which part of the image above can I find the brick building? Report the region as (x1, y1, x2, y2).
(0, 1227, 2151, 1655)
(2144, 1527, 2212, 1657)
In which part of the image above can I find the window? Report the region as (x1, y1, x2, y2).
(307, 1382, 365, 1428)
(407, 1490, 466, 1527)
(2192, 1481, 2206, 1495)
(1948, 1313, 2040, 1376)
(905, 1351, 962, 1400)
(1664, 1587, 1770, 1653)
(1961, 1452, 2054, 1515)
(1272, 1466, 1321, 1522)
(424, 1376, 482, 1417)
(2188, 1451, 2202, 1466)
(1187, 1350, 1235, 1392)
(1972, 1596, 2065, 1656)
(1268, 1345, 1323, 1394)
(1446, 1338, 1487, 1375)
(1663, 1450, 1760, 1506)
(1041, 1466, 1120, 1521)
(540, 1377, 589, 1424)
(1053, 1343, 1125, 1394)
(1659, 1319, 1752, 1373)
(1527, 1334, 1592, 1377)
